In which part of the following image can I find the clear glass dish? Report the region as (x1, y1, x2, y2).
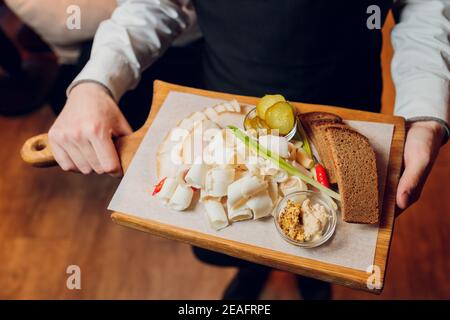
(243, 107, 297, 141)
(274, 190, 337, 248)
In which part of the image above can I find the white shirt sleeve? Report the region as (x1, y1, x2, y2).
(68, 0, 191, 101)
(391, 0, 450, 129)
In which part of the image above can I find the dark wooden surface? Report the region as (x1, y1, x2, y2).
(0, 12, 449, 299)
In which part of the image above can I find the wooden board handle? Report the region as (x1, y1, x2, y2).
(20, 132, 134, 169)
(20, 133, 57, 167)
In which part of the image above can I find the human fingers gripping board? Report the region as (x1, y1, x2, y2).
(21, 81, 405, 293)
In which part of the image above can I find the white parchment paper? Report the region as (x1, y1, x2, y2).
(108, 91, 394, 271)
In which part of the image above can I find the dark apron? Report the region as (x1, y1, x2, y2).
(190, 0, 392, 270)
(193, 0, 392, 112)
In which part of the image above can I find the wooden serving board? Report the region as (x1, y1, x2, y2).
(21, 80, 405, 293)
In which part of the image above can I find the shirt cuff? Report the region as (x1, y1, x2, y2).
(66, 49, 139, 102)
(407, 116, 450, 145)
(394, 76, 449, 144)
(394, 76, 449, 122)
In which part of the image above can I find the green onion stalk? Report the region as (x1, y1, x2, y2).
(296, 120, 313, 159)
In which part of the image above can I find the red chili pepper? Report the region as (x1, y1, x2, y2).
(152, 177, 167, 196)
(315, 164, 330, 188)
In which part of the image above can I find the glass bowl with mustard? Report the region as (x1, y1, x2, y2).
(274, 190, 337, 248)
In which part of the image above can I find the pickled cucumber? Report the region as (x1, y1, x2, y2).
(255, 117, 270, 129)
(256, 94, 286, 120)
(265, 101, 295, 135)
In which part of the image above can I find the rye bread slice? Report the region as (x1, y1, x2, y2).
(299, 112, 343, 184)
(325, 125, 380, 224)
(310, 121, 349, 184)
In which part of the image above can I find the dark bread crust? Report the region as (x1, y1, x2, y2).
(324, 125, 380, 224)
(299, 112, 343, 184)
(309, 120, 343, 184)
(300, 112, 342, 123)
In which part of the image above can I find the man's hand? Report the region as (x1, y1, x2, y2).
(48, 82, 132, 176)
(396, 121, 445, 213)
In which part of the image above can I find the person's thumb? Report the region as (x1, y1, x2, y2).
(396, 156, 428, 211)
(114, 111, 133, 137)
